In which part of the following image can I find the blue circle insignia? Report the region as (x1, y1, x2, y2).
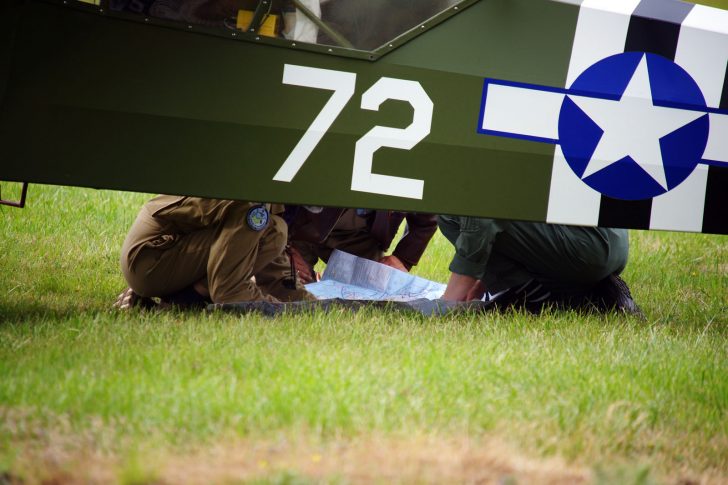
(558, 52, 709, 200)
(246, 205, 269, 231)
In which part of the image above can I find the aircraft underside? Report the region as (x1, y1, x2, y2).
(1, 0, 726, 234)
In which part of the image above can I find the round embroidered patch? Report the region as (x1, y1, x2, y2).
(246, 205, 269, 231)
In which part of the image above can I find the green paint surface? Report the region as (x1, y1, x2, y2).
(1, 0, 579, 223)
(2, 0, 726, 231)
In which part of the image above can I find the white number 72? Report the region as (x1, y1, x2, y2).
(272, 64, 434, 200)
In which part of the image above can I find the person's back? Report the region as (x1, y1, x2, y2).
(116, 196, 313, 309)
(438, 216, 638, 313)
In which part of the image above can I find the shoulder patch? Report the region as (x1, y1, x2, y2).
(246, 205, 269, 231)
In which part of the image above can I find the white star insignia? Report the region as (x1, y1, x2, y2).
(568, 54, 704, 190)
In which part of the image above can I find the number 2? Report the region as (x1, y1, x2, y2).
(273, 64, 433, 200)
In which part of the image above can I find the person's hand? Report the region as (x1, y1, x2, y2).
(379, 255, 408, 272)
(466, 279, 486, 301)
(288, 246, 315, 284)
(442, 272, 482, 302)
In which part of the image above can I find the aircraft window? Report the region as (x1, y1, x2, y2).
(319, 0, 465, 51)
(108, 0, 468, 52)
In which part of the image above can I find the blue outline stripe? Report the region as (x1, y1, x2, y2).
(476, 77, 489, 138)
(703, 106, 728, 115)
(477, 78, 567, 145)
(700, 159, 728, 168)
(478, 129, 559, 145)
(654, 102, 728, 114)
(477, 77, 728, 144)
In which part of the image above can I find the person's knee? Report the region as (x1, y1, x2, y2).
(267, 215, 288, 254)
(122, 264, 158, 298)
(584, 244, 629, 283)
(121, 249, 191, 298)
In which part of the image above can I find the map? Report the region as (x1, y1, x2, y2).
(305, 250, 447, 301)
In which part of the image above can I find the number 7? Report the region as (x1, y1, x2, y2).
(272, 65, 356, 182)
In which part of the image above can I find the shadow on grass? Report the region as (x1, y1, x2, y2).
(0, 298, 654, 327)
(0, 301, 111, 324)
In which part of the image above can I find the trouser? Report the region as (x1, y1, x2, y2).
(121, 200, 313, 303)
(438, 217, 629, 298)
(482, 221, 629, 298)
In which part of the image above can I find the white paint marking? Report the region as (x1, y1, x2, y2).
(481, 84, 564, 141)
(352, 78, 433, 200)
(273, 64, 356, 183)
(704, 113, 728, 164)
(650, 4, 728, 232)
(546, 0, 639, 226)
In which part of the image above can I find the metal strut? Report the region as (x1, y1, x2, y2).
(0, 182, 28, 208)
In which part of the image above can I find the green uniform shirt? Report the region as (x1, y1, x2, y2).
(437, 216, 629, 296)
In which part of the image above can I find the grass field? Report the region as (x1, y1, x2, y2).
(0, 183, 726, 485)
(2, 0, 728, 481)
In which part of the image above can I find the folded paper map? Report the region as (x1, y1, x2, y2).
(305, 250, 447, 301)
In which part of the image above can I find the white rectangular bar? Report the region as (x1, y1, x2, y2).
(565, 0, 642, 85)
(674, 5, 728, 105)
(481, 84, 564, 141)
(704, 113, 728, 164)
(649, 166, 709, 232)
(547, 0, 639, 226)
(650, 4, 728, 232)
(546, 147, 604, 227)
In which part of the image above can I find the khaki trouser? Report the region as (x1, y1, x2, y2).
(121, 198, 313, 303)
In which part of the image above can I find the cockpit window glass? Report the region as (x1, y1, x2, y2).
(107, 0, 469, 52)
(319, 0, 463, 50)
(108, 0, 259, 30)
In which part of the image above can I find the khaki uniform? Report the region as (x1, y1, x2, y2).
(121, 196, 313, 303)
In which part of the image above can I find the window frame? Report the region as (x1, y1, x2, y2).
(49, 0, 481, 61)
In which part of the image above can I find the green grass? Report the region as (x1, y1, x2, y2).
(2, 3, 727, 483)
(0, 184, 726, 484)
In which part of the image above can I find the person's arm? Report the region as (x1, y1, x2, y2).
(287, 244, 316, 284)
(443, 273, 480, 301)
(283, 0, 322, 43)
(388, 213, 438, 270)
(438, 216, 504, 301)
